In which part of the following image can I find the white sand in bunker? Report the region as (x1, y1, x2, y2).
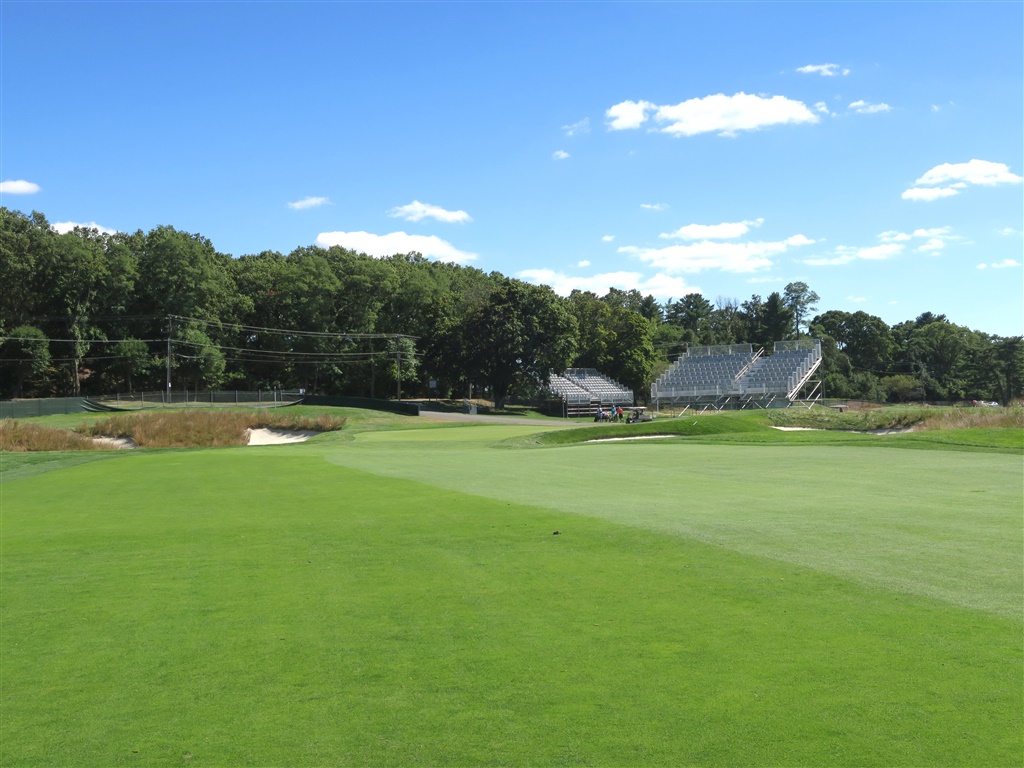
(91, 436, 138, 449)
(246, 428, 318, 445)
(585, 435, 677, 443)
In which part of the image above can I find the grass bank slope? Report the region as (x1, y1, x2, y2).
(2, 448, 1020, 766)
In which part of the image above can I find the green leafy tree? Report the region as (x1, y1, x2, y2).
(1, 325, 51, 398)
(665, 294, 714, 343)
(111, 338, 157, 393)
(783, 281, 820, 338)
(882, 374, 924, 403)
(467, 278, 577, 409)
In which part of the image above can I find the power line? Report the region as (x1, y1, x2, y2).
(169, 315, 418, 340)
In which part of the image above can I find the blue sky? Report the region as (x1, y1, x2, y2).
(3, 1, 1022, 335)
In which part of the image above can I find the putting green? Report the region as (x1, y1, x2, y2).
(324, 425, 1023, 618)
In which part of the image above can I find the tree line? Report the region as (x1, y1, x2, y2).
(2, 208, 1021, 407)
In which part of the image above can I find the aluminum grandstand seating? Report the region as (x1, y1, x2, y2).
(546, 368, 634, 416)
(652, 340, 822, 410)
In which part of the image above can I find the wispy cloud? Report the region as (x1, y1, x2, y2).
(315, 230, 477, 263)
(640, 203, 668, 211)
(902, 187, 959, 201)
(660, 218, 765, 241)
(601, 235, 615, 243)
(796, 63, 850, 77)
(577, 260, 591, 268)
(288, 196, 331, 210)
(847, 296, 867, 303)
(805, 243, 905, 266)
(978, 259, 1021, 270)
(0, 179, 41, 194)
(562, 118, 590, 137)
(903, 159, 1022, 201)
(805, 228, 956, 266)
(517, 268, 698, 299)
(849, 100, 892, 114)
(52, 221, 117, 235)
(388, 200, 471, 224)
(606, 92, 818, 137)
(552, 150, 570, 160)
(621, 235, 814, 274)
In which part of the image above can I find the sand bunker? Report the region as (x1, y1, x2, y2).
(91, 436, 138, 449)
(585, 435, 676, 443)
(246, 428, 317, 446)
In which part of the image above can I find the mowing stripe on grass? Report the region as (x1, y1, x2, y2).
(324, 427, 1024, 619)
(1, 448, 1020, 766)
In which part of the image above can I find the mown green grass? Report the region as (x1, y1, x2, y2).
(1, 415, 1021, 766)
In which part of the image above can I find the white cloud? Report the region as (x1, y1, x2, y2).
(914, 159, 1023, 188)
(847, 296, 867, 303)
(797, 63, 849, 77)
(606, 100, 655, 130)
(601, 235, 615, 242)
(607, 93, 818, 137)
(315, 230, 477, 263)
(804, 243, 905, 266)
(620, 236, 812, 274)
(287, 196, 331, 210)
(902, 187, 959, 201)
(553, 150, 570, 160)
(917, 239, 946, 253)
(813, 101, 833, 115)
(517, 268, 698, 299)
(997, 227, 1021, 236)
(911, 227, 952, 239)
(577, 260, 591, 267)
(660, 218, 764, 241)
(849, 100, 892, 114)
(640, 203, 668, 211)
(992, 259, 1021, 269)
(659, 93, 817, 137)
(562, 118, 590, 137)
(388, 200, 471, 224)
(809, 228, 955, 265)
(52, 221, 117, 236)
(904, 159, 1022, 202)
(0, 179, 41, 194)
(785, 234, 816, 246)
(977, 263, 987, 269)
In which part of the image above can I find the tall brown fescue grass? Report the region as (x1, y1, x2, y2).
(77, 408, 346, 448)
(0, 409, 348, 452)
(0, 420, 101, 452)
(916, 404, 1024, 431)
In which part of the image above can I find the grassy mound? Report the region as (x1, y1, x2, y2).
(523, 411, 772, 446)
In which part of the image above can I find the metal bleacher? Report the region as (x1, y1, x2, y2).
(652, 339, 823, 411)
(547, 368, 634, 416)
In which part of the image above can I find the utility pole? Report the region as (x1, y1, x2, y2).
(166, 316, 172, 403)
